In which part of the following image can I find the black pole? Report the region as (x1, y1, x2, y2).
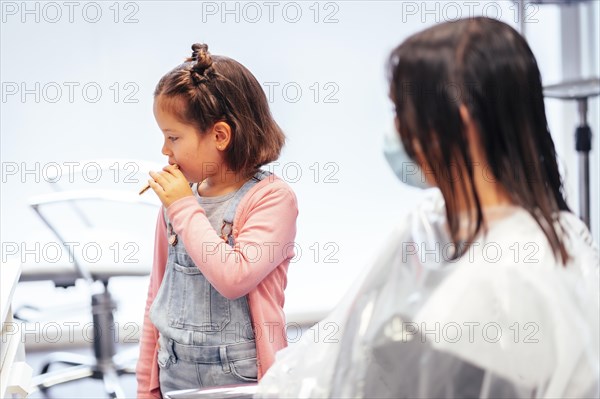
(575, 98, 592, 228)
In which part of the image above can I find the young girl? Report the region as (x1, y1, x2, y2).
(136, 43, 298, 398)
(257, 17, 599, 398)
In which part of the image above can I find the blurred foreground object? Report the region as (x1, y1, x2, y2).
(256, 191, 600, 398)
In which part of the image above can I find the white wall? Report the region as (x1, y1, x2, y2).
(2, 1, 598, 322)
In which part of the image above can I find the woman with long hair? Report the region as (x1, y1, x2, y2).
(257, 17, 599, 399)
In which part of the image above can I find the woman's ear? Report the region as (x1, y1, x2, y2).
(212, 121, 232, 151)
(459, 103, 485, 165)
(459, 104, 472, 130)
(459, 104, 478, 143)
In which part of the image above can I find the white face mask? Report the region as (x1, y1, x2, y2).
(383, 127, 432, 189)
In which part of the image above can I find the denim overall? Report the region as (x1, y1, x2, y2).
(149, 170, 272, 395)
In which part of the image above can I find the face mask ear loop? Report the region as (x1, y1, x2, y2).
(383, 126, 431, 190)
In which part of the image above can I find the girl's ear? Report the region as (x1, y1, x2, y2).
(212, 121, 232, 151)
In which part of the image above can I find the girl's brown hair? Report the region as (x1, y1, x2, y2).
(155, 43, 285, 175)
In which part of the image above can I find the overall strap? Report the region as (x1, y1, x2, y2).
(221, 170, 273, 245)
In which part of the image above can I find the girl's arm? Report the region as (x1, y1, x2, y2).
(136, 210, 168, 399)
(167, 186, 298, 300)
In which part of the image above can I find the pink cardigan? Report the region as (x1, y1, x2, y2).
(136, 176, 298, 398)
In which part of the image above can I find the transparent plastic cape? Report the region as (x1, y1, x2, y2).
(256, 190, 600, 399)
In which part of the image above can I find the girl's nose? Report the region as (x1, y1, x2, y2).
(161, 142, 171, 157)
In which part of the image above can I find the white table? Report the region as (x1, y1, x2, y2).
(1, 260, 32, 398)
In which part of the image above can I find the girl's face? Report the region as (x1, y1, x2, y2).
(153, 96, 222, 183)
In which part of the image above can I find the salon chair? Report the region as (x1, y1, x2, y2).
(18, 159, 161, 398)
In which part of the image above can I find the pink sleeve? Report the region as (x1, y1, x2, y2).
(136, 210, 168, 399)
(167, 188, 297, 300)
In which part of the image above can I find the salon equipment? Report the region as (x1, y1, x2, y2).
(20, 159, 161, 398)
(544, 77, 600, 228)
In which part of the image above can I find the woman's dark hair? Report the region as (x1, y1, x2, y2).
(155, 43, 285, 175)
(388, 17, 570, 264)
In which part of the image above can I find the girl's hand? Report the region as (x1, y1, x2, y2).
(148, 164, 194, 208)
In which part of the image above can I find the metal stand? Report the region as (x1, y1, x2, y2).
(544, 77, 599, 229)
(576, 99, 592, 227)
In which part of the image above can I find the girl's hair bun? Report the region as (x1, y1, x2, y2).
(187, 43, 213, 84)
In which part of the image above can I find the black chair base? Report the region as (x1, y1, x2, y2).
(31, 287, 138, 399)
